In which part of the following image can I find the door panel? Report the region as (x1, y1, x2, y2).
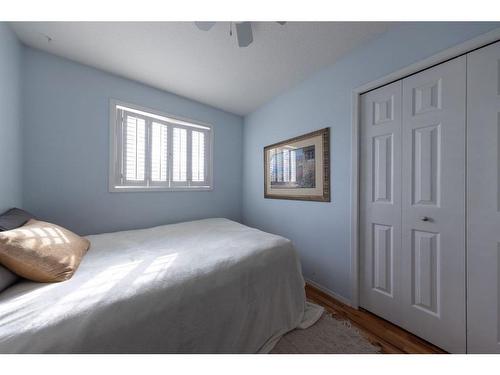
(411, 230, 439, 315)
(401, 56, 466, 353)
(412, 125, 440, 206)
(360, 81, 403, 325)
(467, 40, 500, 353)
(372, 223, 393, 295)
(373, 134, 393, 203)
(360, 56, 466, 353)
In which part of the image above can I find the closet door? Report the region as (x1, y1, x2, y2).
(401, 56, 466, 353)
(359, 82, 403, 325)
(360, 56, 467, 353)
(467, 40, 500, 353)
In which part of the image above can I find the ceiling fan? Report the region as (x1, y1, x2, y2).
(194, 22, 286, 48)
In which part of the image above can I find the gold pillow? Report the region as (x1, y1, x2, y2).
(0, 219, 90, 282)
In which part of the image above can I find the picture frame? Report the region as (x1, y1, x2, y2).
(264, 127, 330, 202)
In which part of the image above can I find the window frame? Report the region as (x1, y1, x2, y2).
(109, 99, 214, 192)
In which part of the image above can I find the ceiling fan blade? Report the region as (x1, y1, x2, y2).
(235, 22, 253, 47)
(194, 22, 216, 31)
(276, 21, 287, 25)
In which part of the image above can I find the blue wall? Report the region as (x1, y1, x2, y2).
(0, 24, 23, 214)
(22, 47, 243, 235)
(242, 22, 500, 302)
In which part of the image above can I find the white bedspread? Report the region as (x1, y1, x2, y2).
(0, 218, 318, 353)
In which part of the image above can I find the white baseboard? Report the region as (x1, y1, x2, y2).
(304, 278, 352, 307)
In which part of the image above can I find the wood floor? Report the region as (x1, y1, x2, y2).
(305, 283, 447, 354)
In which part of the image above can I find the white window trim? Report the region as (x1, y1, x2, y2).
(109, 99, 214, 192)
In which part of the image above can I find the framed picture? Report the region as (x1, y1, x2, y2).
(264, 127, 330, 202)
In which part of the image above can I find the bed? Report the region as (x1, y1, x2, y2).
(0, 218, 320, 353)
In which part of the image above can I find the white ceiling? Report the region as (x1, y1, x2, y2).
(11, 22, 395, 116)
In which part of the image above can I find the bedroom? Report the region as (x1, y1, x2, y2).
(1, 0, 500, 372)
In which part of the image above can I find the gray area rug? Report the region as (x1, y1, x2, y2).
(271, 313, 381, 354)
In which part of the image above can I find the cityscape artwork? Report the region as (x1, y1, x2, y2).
(264, 128, 330, 202)
(269, 145, 316, 189)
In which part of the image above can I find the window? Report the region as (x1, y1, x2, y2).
(109, 100, 213, 191)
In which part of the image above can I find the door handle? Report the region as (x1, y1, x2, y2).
(420, 216, 430, 222)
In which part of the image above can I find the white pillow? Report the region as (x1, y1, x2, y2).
(0, 264, 18, 292)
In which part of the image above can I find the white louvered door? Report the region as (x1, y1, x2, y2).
(360, 56, 467, 353)
(467, 40, 500, 353)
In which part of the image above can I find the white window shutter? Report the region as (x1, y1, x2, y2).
(190, 129, 210, 186)
(123, 112, 147, 184)
(172, 127, 187, 182)
(151, 122, 168, 183)
(110, 101, 212, 191)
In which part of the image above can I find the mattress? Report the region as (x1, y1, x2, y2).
(0, 218, 318, 353)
